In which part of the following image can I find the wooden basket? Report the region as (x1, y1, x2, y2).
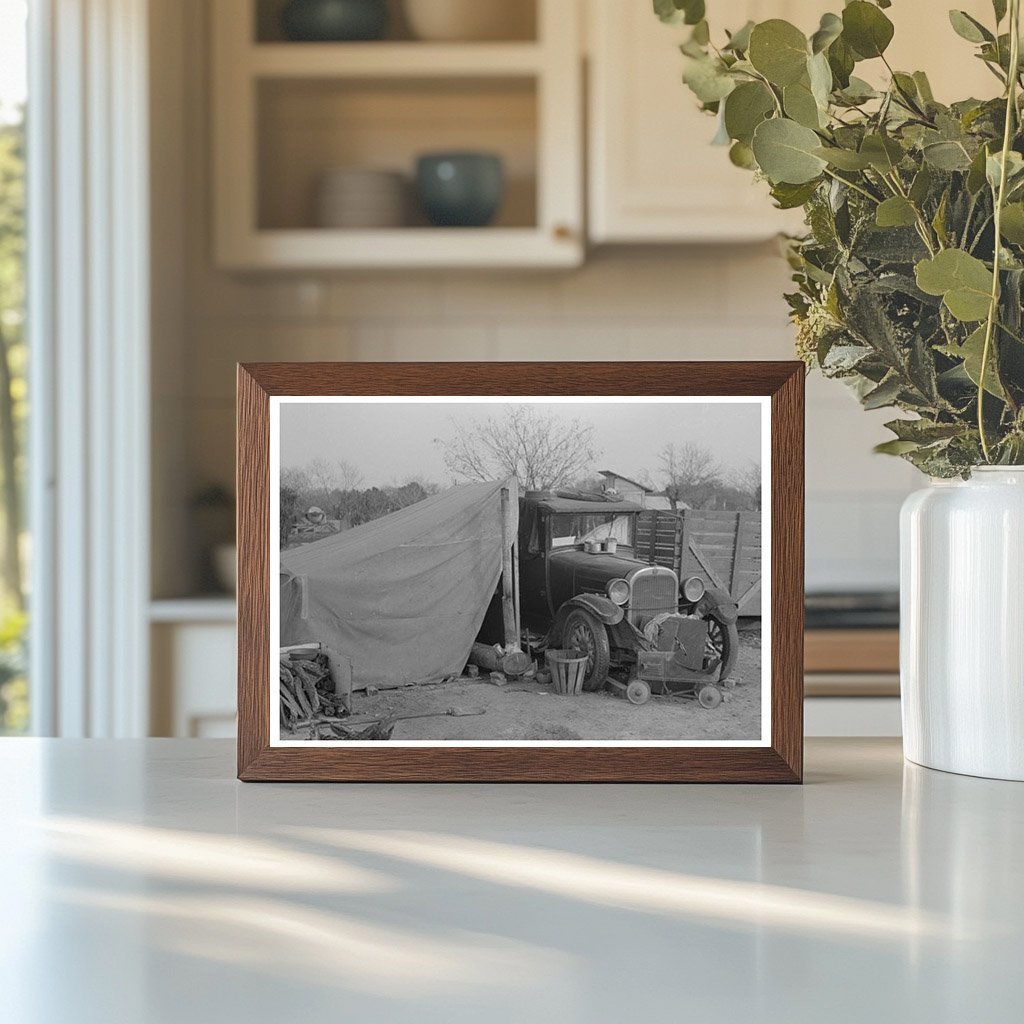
(545, 649, 588, 696)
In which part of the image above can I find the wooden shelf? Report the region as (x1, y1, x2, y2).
(249, 42, 544, 79)
(218, 226, 580, 270)
(805, 629, 900, 675)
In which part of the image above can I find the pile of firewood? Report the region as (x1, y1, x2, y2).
(279, 650, 394, 741)
(280, 651, 339, 727)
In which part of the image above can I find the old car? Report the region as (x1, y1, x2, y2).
(517, 490, 740, 706)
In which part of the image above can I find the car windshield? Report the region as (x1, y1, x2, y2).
(550, 513, 634, 548)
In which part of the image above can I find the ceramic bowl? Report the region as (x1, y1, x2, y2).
(281, 0, 388, 42)
(316, 168, 407, 228)
(403, 0, 533, 41)
(415, 152, 504, 228)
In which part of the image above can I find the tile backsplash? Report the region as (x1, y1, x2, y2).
(180, 246, 917, 594)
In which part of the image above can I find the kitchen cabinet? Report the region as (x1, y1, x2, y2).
(587, 0, 998, 244)
(211, 0, 583, 269)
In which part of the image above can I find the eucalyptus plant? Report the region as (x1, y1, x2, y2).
(657, 0, 1024, 475)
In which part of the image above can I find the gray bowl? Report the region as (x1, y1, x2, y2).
(415, 152, 505, 228)
(281, 0, 388, 42)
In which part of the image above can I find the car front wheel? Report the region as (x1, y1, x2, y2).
(562, 608, 612, 692)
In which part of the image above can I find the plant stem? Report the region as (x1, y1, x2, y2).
(822, 167, 880, 205)
(979, 0, 1021, 462)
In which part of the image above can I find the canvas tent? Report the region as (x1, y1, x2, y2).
(280, 478, 518, 690)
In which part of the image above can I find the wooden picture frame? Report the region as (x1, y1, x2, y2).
(237, 362, 804, 782)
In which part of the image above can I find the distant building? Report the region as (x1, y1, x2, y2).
(597, 470, 687, 511)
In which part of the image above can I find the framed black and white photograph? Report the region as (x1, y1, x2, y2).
(237, 362, 804, 782)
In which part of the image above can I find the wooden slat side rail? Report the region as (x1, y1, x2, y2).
(804, 629, 900, 674)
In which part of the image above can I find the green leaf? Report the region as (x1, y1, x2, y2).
(653, 0, 705, 26)
(1000, 203, 1024, 244)
(729, 140, 757, 170)
(724, 20, 755, 53)
(922, 140, 973, 171)
(723, 81, 775, 144)
(770, 180, 820, 209)
(939, 326, 1006, 397)
(967, 144, 991, 194)
(986, 150, 1024, 191)
(827, 35, 856, 88)
(863, 374, 903, 409)
(884, 418, 963, 443)
(875, 439, 922, 455)
(842, 1, 895, 59)
(948, 10, 994, 44)
(810, 12, 843, 54)
(784, 80, 824, 129)
(682, 57, 736, 104)
(913, 71, 935, 104)
(860, 133, 904, 173)
(915, 249, 994, 322)
(876, 197, 918, 228)
(748, 20, 809, 86)
(814, 146, 872, 170)
(808, 51, 833, 108)
(909, 164, 933, 205)
(751, 118, 828, 184)
(837, 76, 879, 104)
(932, 190, 950, 246)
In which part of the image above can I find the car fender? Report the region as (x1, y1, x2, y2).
(695, 586, 739, 624)
(551, 594, 624, 640)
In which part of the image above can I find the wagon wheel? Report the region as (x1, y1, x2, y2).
(626, 679, 651, 706)
(704, 617, 739, 685)
(562, 608, 611, 692)
(698, 684, 723, 710)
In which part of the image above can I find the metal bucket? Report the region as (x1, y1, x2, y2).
(545, 649, 588, 695)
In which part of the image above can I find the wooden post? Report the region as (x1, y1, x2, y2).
(500, 487, 520, 653)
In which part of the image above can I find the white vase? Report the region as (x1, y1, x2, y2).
(900, 467, 1024, 780)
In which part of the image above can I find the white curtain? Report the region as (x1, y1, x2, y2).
(28, 0, 150, 736)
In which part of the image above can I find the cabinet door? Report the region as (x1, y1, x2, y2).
(587, 0, 996, 244)
(587, 0, 806, 243)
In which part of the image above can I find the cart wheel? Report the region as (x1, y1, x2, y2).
(626, 680, 651, 706)
(697, 684, 722, 710)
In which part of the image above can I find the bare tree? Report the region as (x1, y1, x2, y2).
(437, 406, 597, 490)
(302, 458, 363, 494)
(730, 460, 762, 511)
(660, 442, 722, 511)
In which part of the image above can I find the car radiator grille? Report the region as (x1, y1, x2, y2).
(628, 568, 678, 626)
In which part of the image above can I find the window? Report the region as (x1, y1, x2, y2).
(550, 513, 634, 549)
(0, 0, 27, 734)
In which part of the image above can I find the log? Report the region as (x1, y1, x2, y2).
(468, 641, 532, 678)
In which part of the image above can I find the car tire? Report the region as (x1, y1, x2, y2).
(562, 608, 612, 692)
(706, 617, 739, 683)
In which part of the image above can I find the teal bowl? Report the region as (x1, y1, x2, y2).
(281, 0, 388, 42)
(415, 153, 505, 228)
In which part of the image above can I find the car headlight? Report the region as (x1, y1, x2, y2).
(606, 578, 630, 606)
(682, 576, 706, 603)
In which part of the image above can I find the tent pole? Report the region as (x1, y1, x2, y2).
(500, 486, 520, 653)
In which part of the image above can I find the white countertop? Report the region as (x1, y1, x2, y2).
(1, 738, 1020, 1023)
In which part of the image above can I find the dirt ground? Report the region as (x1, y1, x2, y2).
(330, 622, 763, 742)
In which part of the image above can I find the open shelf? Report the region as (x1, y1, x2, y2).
(212, 0, 582, 268)
(254, 0, 539, 44)
(257, 76, 538, 232)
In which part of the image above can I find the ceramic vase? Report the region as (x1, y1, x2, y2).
(900, 467, 1024, 780)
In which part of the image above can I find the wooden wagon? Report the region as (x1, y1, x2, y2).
(636, 509, 762, 617)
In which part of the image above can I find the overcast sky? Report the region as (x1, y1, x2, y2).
(279, 399, 762, 489)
